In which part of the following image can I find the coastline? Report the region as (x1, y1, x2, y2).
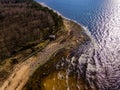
(39, 2, 97, 47)
(0, 18, 90, 90)
(0, 2, 91, 90)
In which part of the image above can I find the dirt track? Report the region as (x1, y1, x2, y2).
(0, 19, 85, 90)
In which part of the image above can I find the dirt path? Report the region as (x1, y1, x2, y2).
(0, 40, 71, 90)
(0, 19, 85, 90)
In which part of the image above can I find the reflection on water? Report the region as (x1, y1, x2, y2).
(89, 0, 120, 89)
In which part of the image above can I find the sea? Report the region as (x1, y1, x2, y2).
(36, 0, 120, 90)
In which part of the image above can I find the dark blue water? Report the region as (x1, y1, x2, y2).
(36, 0, 102, 32)
(36, 0, 120, 90)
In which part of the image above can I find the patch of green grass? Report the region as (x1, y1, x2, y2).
(35, 40, 49, 49)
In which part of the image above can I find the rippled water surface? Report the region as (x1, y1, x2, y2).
(36, 0, 120, 89)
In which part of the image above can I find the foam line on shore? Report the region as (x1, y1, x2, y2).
(39, 2, 98, 48)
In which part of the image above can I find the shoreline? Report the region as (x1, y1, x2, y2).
(39, 1, 98, 47)
(0, 18, 89, 90)
(0, 2, 91, 90)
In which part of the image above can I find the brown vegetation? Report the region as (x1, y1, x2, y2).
(0, 0, 63, 60)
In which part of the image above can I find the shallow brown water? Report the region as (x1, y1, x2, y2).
(41, 71, 88, 90)
(24, 47, 91, 90)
